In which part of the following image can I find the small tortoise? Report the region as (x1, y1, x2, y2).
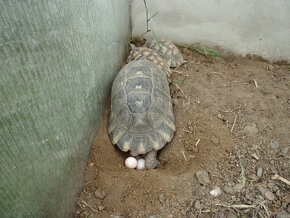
(127, 44, 172, 77)
(144, 38, 185, 68)
(109, 60, 175, 169)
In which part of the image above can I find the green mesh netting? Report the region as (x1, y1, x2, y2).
(0, 0, 130, 217)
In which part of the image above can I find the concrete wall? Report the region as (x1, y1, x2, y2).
(0, 0, 130, 217)
(131, 0, 290, 62)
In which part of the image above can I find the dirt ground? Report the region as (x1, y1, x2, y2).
(75, 46, 290, 218)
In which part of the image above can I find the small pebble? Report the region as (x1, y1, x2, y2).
(172, 98, 179, 105)
(210, 187, 222, 196)
(254, 197, 263, 205)
(98, 205, 105, 211)
(215, 212, 226, 218)
(265, 191, 276, 200)
(195, 200, 202, 209)
(275, 189, 281, 197)
(211, 136, 219, 145)
(257, 184, 276, 201)
(196, 170, 210, 186)
(270, 141, 279, 150)
(217, 113, 222, 119)
(95, 189, 105, 199)
(267, 182, 275, 189)
(183, 47, 191, 56)
(224, 186, 235, 194)
(258, 195, 264, 200)
(281, 146, 289, 154)
(251, 153, 260, 160)
(284, 195, 290, 203)
(273, 186, 279, 192)
(268, 65, 274, 71)
(257, 167, 263, 177)
(226, 211, 238, 218)
(245, 193, 254, 201)
(276, 210, 290, 218)
(159, 194, 165, 204)
(149, 215, 158, 218)
(234, 183, 244, 191)
(181, 209, 186, 216)
(243, 125, 258, 135)
(282, 202, 288, 209)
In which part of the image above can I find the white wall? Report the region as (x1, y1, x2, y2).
(131, 0, 290, 62)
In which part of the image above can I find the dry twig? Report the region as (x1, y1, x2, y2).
(272, 174, 290, 186)
(210, 71, 222, 76)
(174, 83, 186, 98)
(168, 78, 187, 98)
(84, 180, 94, 187)
(78, 200, 98, 213)
(259, 202, 270, 217)
(200, 210, 211, 213)
(195, 139, 200, 146)
(258, 212, 265, 218)
(181, 149, 188, 161)
(216, 203, 256, 209)
(253, 79, 258, 88)
(185, 199, 194, 213)
(172, 70, 184, 75)
(282, 194, 290, 203)
(223, 105, 241, 113)
(183, 129, 193, 134)
(216, 201, 270, 217)
(231, 115, 237, 132)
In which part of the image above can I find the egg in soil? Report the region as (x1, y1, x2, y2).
(125, 157, 138, 169)
(137, 158, 145, 170)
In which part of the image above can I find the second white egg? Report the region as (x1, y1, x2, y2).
(137, 158, 145, 170)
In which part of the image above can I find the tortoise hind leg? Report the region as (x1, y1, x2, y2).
(145, 150, 160, 169)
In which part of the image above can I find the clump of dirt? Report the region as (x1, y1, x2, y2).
(76, 47, 290, 218)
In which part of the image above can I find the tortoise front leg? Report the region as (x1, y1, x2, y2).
(145, 150, 160, 169)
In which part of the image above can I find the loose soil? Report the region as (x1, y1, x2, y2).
(75, 47, 290, 218)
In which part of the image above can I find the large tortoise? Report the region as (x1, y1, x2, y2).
(144, 38, 185, 68)
(109, 60, 175, 169)
(127, 44, 172, 77)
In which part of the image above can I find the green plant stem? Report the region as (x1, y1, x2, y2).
(141, 0, 159, 38)
(139, 1, 167, 66)
(143, 0, 149, 32)
(236, 149, 246, 187)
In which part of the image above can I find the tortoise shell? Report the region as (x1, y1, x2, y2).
(109, 60, 175, 155)
(144, 38, 185, 67)
(127, 44, 172, 77)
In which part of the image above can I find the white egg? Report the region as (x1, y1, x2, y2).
(137, 158, 145, 170)
(125, 157, 138, 169)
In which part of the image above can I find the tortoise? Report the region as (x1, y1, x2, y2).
(144, 38, 185, 68)
(127, 44, 172, 78)
(108, 60, 175, 169)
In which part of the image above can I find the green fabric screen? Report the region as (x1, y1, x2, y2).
(0, 0, 130, 217)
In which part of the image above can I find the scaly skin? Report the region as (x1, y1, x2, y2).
(130, 150, 160, 170)
(145, 150, 160, 169)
